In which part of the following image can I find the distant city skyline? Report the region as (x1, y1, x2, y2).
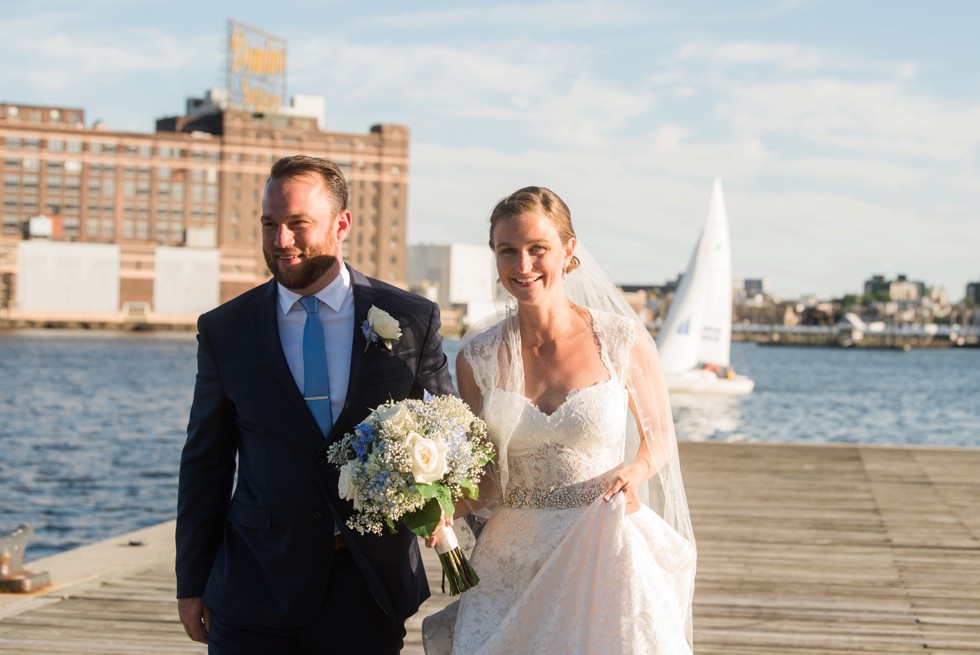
(2, 1, 977, 299)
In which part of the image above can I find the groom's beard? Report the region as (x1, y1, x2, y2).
(264, 247, 338, 292)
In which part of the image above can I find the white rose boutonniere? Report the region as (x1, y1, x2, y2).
(362, 306, 402, 352)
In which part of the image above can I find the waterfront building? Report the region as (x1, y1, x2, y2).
(407, 243, 497, 333)
(0, 98, 409, 323)
(967, 280, 980, 306)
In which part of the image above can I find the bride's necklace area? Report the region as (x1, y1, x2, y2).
(520, 304, 607, 414)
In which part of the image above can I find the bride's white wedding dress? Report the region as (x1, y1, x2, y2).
(426, 311, 696, 654)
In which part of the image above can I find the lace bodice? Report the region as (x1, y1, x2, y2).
(491, 381, 628, 508)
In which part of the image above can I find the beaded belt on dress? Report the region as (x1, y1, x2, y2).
(504, 481, 605, 509)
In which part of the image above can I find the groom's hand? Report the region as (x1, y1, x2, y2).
(178, 597, 211, 643)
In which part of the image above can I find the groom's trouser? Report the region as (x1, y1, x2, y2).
(206, 549, 406, 654)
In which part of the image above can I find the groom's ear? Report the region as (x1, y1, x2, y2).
(335, 209, 353, 242)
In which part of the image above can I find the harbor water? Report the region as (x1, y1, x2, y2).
(1, 330, 978, 560)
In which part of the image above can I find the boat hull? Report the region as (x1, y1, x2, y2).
(666, 369, 755, 395)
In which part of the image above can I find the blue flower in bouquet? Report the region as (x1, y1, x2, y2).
(351, 425, 375, 461)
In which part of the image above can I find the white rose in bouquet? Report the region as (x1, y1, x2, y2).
(406, 432, 448, 484)
(375, 403, 415, 434)
(337, 461, 362, 510)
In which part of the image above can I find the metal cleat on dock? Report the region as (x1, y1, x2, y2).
(0, 524, 51, 593)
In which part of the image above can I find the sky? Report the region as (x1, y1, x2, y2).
(2, 0, 978, 300)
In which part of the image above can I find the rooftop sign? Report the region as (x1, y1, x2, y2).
(226, 20, 287, 113)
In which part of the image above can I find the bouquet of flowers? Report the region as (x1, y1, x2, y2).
(327, 393, 494, 595)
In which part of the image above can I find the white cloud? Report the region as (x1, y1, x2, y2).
(356, 1, 662, 32)
(0, 14, 218, 90)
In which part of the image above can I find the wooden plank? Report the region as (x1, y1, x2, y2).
(0, 442, 977, 654)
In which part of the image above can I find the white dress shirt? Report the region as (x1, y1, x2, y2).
(275, 266, 355, 427)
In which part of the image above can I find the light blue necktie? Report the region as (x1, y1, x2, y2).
(299, 296, 333, 436)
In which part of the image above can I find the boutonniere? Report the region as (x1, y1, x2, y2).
(362, 306, 402, 352)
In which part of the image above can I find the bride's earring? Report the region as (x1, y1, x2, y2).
(561, 262, 569, 279)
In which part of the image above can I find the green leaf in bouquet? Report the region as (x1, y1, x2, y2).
(416, 483, 456, 519)
(459, 478, 479, 500)
(402, 497, 442, 538)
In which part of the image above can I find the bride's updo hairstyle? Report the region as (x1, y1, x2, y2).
(488, 186, 581, 273)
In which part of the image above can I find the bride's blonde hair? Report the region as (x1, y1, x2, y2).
(488, 186, 581, 273)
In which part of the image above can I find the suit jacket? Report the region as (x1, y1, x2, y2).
(175, 265, 455, 629)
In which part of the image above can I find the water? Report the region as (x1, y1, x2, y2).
(2, 332, 977, 561)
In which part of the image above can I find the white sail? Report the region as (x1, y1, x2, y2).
(697, 179, 733, 368)
(656, 179, 753, 394)
(656, 232, 705, 375)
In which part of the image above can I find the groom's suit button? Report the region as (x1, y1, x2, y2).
(312, 512, 323, 519)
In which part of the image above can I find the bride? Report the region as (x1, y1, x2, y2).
(423, 186, 697, 654)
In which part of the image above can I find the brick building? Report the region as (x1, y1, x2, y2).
(0, 98, 409, 321)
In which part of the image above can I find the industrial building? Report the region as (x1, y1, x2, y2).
(0, 94, 409, 324)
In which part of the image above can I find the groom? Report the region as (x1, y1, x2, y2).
(176, 155, 455, 653)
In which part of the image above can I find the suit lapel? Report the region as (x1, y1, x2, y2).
(250, 279, 323, 438)
(327, 266, 378, 442)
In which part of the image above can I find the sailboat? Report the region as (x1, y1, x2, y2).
(656, 179, 755, 395)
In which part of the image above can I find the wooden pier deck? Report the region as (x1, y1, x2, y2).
(1, 441, 978, 654)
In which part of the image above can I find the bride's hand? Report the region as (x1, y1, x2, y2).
(423, 510, 454, 548)
(603, 460, 650, 515)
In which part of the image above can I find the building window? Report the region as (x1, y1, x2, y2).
(63, 217, 80, 237)
(23, 138, 41, 151)
(23, 158, 39, 171)
(47, 139, 65, 152)
(103, 179, 115, 195)
(3, 215, 19, 234)
(66, 140, 82, 154)
(4, 137, 21, 150)
(3, 174, 18, 191)
(86, 219, 100, 238)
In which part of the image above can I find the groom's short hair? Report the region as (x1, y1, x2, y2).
(268, 155, 350, 211)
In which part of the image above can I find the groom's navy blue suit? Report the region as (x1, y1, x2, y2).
(176, 265, 454, 638)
